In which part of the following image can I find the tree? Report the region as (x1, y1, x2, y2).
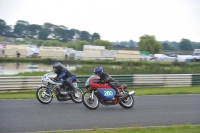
(14, 20, 30, 38)
(120, 41, 128, 46)
(138, 35, 162, 54)
(170, 41, 179, 50)
(179, 39, 193, 51)
(71, 29, 81, 40)
(0, 19, 101, 44)
(36, 40, 44, 47)
(4, 25, 14, 37)
(66, 41, 78, 49)
(93, 39, 113, 50)
(66, 29, 75, 41)
(53, 28, 75, 42)
(92, 33, 100, 42)
(75, 40, 90, 50)
(80, 31, 91, 42)
(162, 42, 174, 51)
(58, 25, 67, 30)
(16, 20, 29, 26)
(38, 29, 50, 40)
(44, 22, 55, 30)
(54, 27, 66, 40)
(43, 40, 63, 46)
(192, 42, 200, 49)
(65, 40, 90, 50)
(129, 40, 135, 47)
(0, 19, 6, 35)
(27, 24, 42, 39)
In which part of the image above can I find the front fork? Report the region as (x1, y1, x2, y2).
(46, 85, 52, 95)
(90, 90, 94, 100)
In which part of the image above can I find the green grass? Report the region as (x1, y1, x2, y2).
(13, 71, 49, 76)
(0, 90, 36, 99)
(132, 86, 200, 96)
(42, 124, 200, 133)
(0, 86, 200, 99)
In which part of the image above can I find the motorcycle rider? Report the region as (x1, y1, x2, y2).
(52, 62, 79, 98)
(93, 67, 122, 97)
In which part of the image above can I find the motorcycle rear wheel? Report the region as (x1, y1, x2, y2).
(71, 88, 83, 103)
(119, 94, 134, 109)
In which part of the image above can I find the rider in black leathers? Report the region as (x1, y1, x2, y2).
(94, 67, 121, 97)
(53, 62, 79, 98)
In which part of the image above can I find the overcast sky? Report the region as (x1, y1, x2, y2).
(0, 0, 200, 42)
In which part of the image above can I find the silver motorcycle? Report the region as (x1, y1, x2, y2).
(36, 72, 83, 104)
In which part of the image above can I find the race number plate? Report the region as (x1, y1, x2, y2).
(73, 83, 78, 88)
(104, 90, 113, 96)
(42, 75, 46, 80)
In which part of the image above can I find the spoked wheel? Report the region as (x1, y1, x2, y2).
(36, 86, 53, 104)
(82, 92, 99, 110)
(71, 88, 83, 103)
(119, 91, 134, 109)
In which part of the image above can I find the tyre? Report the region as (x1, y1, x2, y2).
(82, 92, 99, 110)
(36, 86, 53, 104)
(119, 94, 134, 109)
(71, 88, 83, 103)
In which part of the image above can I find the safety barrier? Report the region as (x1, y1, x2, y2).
(192, 74, 200, 85)
(133, 74, 192, 87)
(0, 75, 134, 91)
(0, 74, 199, 91)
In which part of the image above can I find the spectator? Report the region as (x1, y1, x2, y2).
(16, 51, 21, 57)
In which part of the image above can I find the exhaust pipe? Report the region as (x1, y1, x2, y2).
(60, 91, 68, 96)
(120, 91, 135, 101)
(128, 91, 135, 95)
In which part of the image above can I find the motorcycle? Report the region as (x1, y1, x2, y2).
(82, 75, 135, 110)
(36, 72, 83, 104)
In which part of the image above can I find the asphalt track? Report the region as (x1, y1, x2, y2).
(0, 94, 200, 133)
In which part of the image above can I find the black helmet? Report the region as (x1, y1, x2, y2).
(53, 62, 62, 73)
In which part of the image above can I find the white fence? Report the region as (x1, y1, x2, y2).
(133, 74, 192, 87)
(0, 74, 197, 91)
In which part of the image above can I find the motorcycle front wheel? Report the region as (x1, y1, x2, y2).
(36, 86, 53, 104)
(82, 92, 99, 110)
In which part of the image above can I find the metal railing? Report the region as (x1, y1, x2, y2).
(0, 74, 199, 91)
(0, 75, 134, 91)
(133, 74, 193, 87)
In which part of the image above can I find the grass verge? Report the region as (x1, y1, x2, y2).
(0, 91, 36, 99)
(133, 86, 200, 96)
(42, 124, 200, 133)
(0, 86, 200, 99)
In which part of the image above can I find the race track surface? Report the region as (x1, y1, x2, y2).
(0, 94, 200, 133)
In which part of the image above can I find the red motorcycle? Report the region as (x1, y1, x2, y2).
(82, 75, 135, 110)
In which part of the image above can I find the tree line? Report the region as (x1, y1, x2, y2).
(113, 37, 200, 54)
(0, 18, 199, 53)
(0, 19, 114, 50)
(0, 19, 100, 43)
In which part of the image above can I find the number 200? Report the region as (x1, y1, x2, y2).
(104, 91, 113, 96)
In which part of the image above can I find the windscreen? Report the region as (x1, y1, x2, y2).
(85, 75, 99, 87)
